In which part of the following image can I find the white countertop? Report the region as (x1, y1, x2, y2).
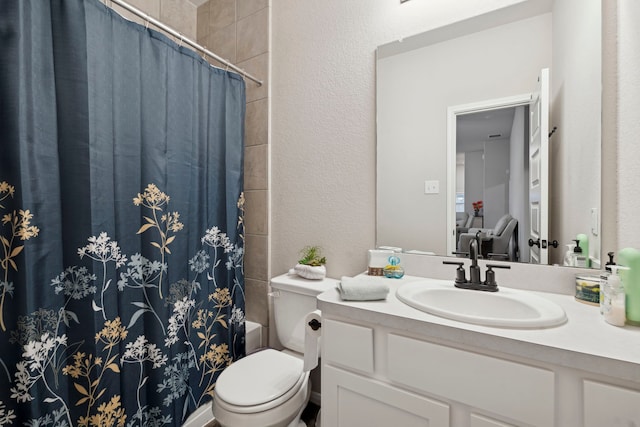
(317, 274, 640, 383)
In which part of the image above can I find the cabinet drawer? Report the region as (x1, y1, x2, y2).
(584, 380, 640, 427)
(387, 334, 554, 427)
(323, 319, 374, 374)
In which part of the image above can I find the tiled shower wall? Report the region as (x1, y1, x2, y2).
(106, 0, 271, 337)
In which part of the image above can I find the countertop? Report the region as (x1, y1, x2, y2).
(317, 274, 640, 383)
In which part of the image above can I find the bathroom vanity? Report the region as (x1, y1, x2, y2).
(318, 274, 640, 427)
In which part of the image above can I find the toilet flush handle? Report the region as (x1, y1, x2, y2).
(308, 319, 321, 331)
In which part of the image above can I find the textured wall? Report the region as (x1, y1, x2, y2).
(271, 0, 531, 279)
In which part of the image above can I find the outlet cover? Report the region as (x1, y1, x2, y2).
(424, 180, 439, 194)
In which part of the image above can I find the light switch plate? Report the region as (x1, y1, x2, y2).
(424, 180, 439, 194)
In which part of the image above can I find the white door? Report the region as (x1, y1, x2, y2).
(528, 68, 550, 264)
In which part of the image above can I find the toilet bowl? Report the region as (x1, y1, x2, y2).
(213, 349, 310, 427)
(182, 320, 263, 427)
(210, 274, 338, 427)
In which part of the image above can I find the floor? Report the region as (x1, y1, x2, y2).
(301, 402, 320, 426)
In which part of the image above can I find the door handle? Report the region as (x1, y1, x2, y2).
(528, 239, 558, 249)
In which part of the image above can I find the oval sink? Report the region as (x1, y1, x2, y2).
(396, 279, 567, 328)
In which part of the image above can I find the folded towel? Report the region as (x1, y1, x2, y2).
(337, 276, 389, 301)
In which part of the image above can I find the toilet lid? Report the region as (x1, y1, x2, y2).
(216, 349, 304, 406)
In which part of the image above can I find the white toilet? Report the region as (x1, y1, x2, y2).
(212, 273, 337, 427)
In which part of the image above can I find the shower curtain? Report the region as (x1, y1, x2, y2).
(0, 0, 246, 425)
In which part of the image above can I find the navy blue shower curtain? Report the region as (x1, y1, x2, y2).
(0, 0, 246, 425)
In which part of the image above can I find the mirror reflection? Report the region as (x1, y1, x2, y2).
(455, 105, 529, 263)
(376, 0, 601, 267)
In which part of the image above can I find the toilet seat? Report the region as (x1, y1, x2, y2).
(215, 349, 307, 414)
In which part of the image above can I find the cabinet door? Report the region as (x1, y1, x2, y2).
(471, 413, 517, 427)
(584, 380, 640, 427)
(322, 365, 450, 427)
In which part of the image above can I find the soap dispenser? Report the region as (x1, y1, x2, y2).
(603, 265, 628, 326)
(599, 252, 616, 314)
(572, 239, 587, 268)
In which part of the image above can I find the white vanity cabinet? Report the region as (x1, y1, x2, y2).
(583, 380, 640, 426)
(320, 315, 640, 427)
(321, 318, 551, 427)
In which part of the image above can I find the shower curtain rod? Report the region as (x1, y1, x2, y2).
(108, 0, 263, 86)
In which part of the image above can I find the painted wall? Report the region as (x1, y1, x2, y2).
(550, 0, 602, 264)
(465, 150, 485, 229)
(375, 13, 551, 256)
(509, 106, 530, 261)
(270, 0, 529, 277)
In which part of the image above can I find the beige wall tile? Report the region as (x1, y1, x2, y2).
(245, 98, 268, 147)
(236, 7, 269, 62)
(107, 1, 157, 27)
(208, 0, 236, 33)
(196, 0, 210, 42)
(244, 144, 267, 190)
(238, 53, 268, 102)
(244, 190, 268, 235)
(205, 23, 237, 63)
(125, 0, 161, 18)
(245, 278, 268, 325)
(237, 0, 268, 19)
(160, 0, 198, 39)
(245, 234, 268, 281)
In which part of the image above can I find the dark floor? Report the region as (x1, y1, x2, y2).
(301, 402, 320, 426)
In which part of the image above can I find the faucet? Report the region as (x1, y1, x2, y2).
(468, 236, 482, 286)
(443, 235, 510, 291)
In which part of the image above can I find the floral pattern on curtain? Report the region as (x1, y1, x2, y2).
(0, 0, 246, 425)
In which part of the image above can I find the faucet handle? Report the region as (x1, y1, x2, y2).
(443, 261, 466, 285)
(483, 264, 510, 290)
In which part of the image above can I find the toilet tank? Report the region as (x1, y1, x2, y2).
(270, 273, 338, 353)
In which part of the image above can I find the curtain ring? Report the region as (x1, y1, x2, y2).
(225, 63, 230, 72)
(178, 34, 184, 47)
(201, 46, 208, 61)
(144, 18, 150, 30)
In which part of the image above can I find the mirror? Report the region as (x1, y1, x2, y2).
(376, 0, 601, 267)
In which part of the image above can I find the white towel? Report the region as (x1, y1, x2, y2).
(337, 276, 389, 301)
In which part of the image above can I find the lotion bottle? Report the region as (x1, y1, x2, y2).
(619, 247, 640, 325)
(564, 242, 576, 266)
(603, 266, 627, 326)
(576, 233, 590, 268)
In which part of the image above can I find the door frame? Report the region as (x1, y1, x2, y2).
(446, 94, 532, 256)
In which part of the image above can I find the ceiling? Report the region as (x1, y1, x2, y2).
(456, 106, 516, 153)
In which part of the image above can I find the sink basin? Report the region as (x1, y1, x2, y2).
(396, 279, 567, 328)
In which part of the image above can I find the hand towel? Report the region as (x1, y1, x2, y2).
(337, 276, 389, 301)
